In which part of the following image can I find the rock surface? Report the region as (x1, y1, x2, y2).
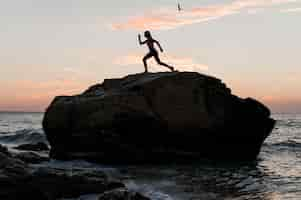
(0, 146, 148, 200)
(14, 142, 49, 151)
(43, 72, 275, 162)
(13, 151, 49, 164)
(98, 188, 151, 200)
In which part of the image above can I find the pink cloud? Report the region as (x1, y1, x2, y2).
(111, 0, 298, 30)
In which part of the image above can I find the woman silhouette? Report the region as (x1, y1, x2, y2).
(138, 31, 174, 73)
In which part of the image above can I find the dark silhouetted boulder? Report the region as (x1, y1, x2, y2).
(43, 72, 275, 162)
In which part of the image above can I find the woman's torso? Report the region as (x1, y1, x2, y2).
(147, 39, 157, 53)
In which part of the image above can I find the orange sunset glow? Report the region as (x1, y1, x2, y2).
(1, 0, 300, 113)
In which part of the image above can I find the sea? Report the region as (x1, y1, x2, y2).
(0, 112, 300, 200)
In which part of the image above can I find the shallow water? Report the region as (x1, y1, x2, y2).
(1, 112, 301, 200)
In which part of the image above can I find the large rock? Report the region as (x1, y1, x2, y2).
(43, 72, 275, 162)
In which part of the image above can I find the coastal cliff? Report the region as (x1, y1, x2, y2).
(43, 72, 275, 162)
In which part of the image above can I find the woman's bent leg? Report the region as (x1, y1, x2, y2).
(154, 54, 174, 71)
(143, 53, 153, 72)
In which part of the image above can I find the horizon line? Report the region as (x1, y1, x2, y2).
(0, 110, 300, 115)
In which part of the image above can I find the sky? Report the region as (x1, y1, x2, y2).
(0, 0, 300, 113)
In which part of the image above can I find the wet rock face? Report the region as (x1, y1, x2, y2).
(98, 188, 151, 200)
(0, 144, 9, 155)
(28, 168, 124, 199)
(13, 151, 49, 164)
(0, 150, 143, 200)
(14, 142, 49, 151)
(43, 72, 275, 162)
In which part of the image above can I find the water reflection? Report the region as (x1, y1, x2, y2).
(117, 161, 262, 199)
(115, 151, 300, 200)
(110, 115, 301, 200)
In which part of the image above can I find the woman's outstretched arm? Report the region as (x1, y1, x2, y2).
(138, 34, 146, 45)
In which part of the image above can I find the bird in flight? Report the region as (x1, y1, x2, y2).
(178, 2, 182, 12)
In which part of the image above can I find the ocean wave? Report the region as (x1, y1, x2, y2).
(276, 119, 301, 128)
(0, 128, 49, 146)
(268, 140, 301, 149)
(126, 180, 174, 200)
